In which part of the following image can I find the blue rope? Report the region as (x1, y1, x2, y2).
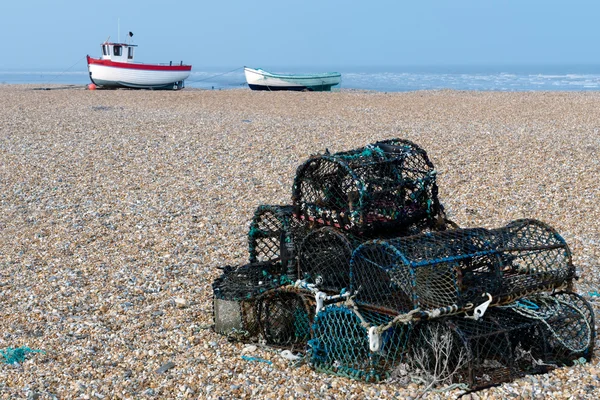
(241, 355, 272, 365)
(0, 347, 45, 364)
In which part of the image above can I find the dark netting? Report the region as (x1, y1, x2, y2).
(210, 138, 594, 390)
(407, 293, 596, 390)
(298, 227, 354, 293)
(550, 292, 596, 361)
(248, 205, 310, 280)
(213, 261, 285, 301)
(298, 220, 459, 294)
(292, 139, 444, 232)
(408, 308, 548, 390)
(506, 292, 595, 365)
(309, 305, 412, 382)
(350, 219, 575, 319)
(214, 269, 315, 347)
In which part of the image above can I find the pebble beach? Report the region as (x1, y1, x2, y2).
(0, 84, 599, 399)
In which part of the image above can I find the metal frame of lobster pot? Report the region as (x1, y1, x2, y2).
(349, 219, 576, 319)
(244, 286, 316, 350)
(408, 307, 547, 389)
(292, 139, 445, 233)
(505, 291, 595, 365)
(297, 227, 355, 293)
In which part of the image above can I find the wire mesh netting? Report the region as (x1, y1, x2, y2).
(504, 292, 595, 364)
(249, 286, 315, 350)
(292, 139, 444, 232)
(248, 205, 311, 280)
(298, 227, 354, 293)
(408, 308, 545, 389)
(213, 261, 286, 302)
(350, 219, 575, 319)
(309, 305, 412, 382)
(309, 291, 594, 387)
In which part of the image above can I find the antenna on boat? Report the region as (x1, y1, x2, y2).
(118, 18, 120, 43)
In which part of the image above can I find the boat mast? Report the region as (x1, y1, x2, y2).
(118, 18, 120, 43)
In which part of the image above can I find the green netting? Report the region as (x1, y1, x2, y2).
(0, 347, 44, 364)
(309, 305, 412, 382)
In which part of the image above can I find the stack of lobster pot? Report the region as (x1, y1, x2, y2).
(213, 139, 452, 349)
(212, 139, 595, 390)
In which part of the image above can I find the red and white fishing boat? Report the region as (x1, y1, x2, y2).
(87, 36, 192, 90)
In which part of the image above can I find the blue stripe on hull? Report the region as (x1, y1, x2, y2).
(248, 84, 335, 92)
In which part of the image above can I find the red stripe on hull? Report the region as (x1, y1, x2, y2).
(86, 56, 191, 72)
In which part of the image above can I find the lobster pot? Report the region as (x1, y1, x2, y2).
(350, 219, 575, 317)
(213, 261, 284, 336)
(292, 139, 443, 232)
(248, 205, 310, 280)
(218, 287, 315, 349)
(248, 287, 316, 349)
(513, 292, 595, 364)
(408, 308, 548, 390)
(495, 219, 575, 296)
(310, 305, 412, 382)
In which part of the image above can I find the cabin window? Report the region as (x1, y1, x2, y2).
(128, 47, 133, 59)
(102, 45, 108, 56)
(113, 45, 122, 56)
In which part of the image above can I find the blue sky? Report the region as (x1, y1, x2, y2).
(0, 1, 598, 70)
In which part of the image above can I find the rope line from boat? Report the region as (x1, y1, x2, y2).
(42, 56, 88, 87)
(186, 66, 245, 84)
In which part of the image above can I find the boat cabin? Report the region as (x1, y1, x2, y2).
(100, 42, 137, 63)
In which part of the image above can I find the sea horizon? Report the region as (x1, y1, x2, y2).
(3, 63, 600, 92)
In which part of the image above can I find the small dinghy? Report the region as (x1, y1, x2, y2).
(244, 67, 341, 91)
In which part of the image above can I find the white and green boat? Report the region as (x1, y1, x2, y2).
(244, 67, 341, 91)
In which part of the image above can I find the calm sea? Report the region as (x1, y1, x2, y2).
(3, 65, 600, 92)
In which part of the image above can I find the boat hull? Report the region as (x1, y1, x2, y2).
(244, 67, 341, 92)
(87, 56, 191, 90)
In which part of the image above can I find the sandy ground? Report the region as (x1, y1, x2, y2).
(0, 85, 599, 399)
